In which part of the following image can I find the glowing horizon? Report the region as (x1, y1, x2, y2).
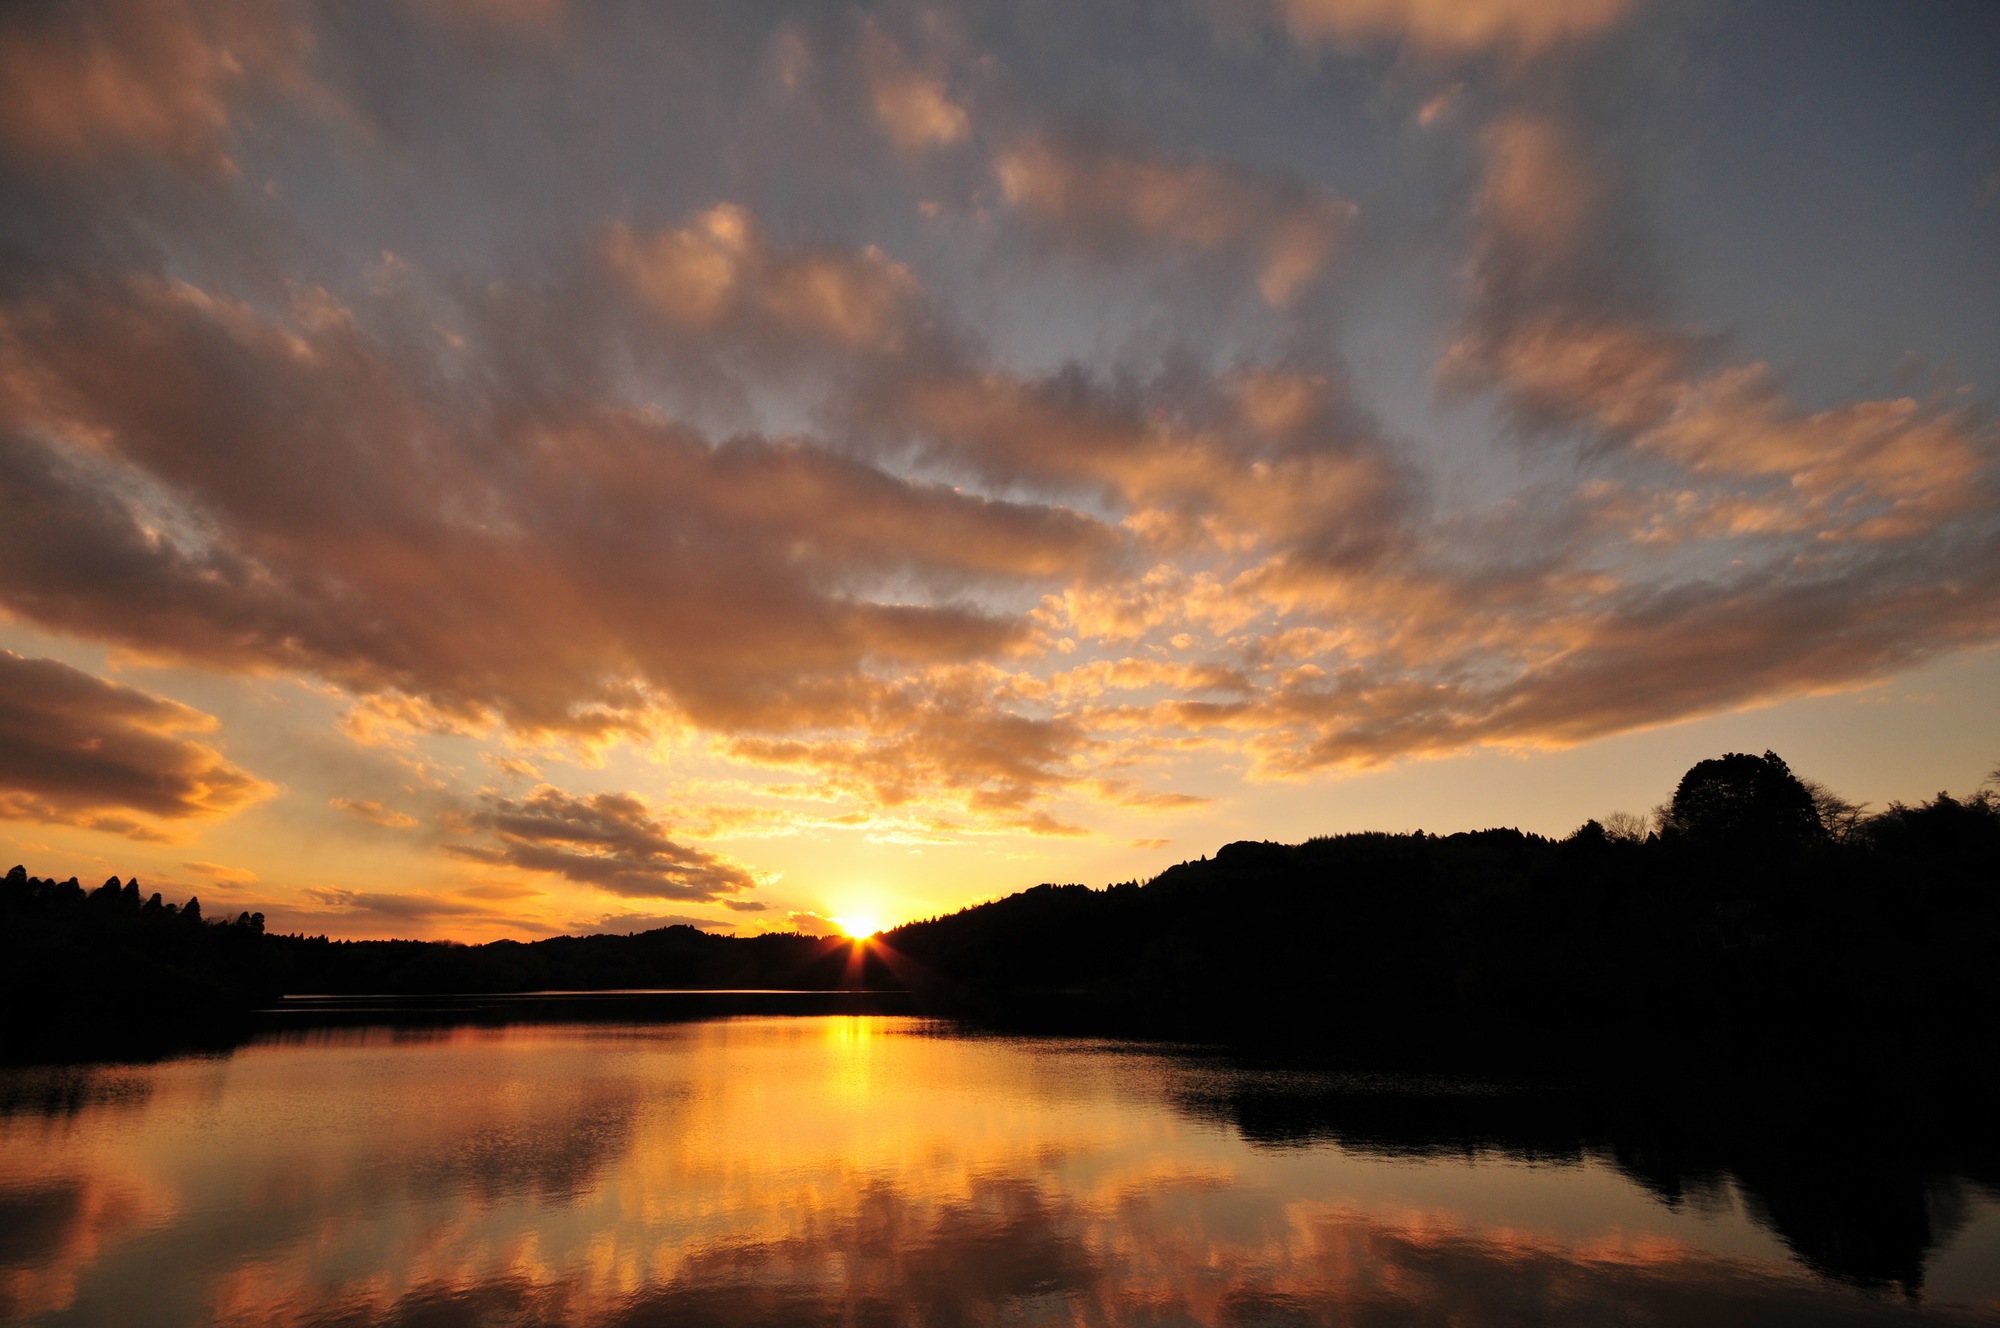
(0, 1, 1996, 942)
(834, 913, 883, 940)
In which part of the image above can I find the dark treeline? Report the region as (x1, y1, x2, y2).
(8, 749, 1995, 1292)
(0, 868, 275, 1058)
(5, 749, 1996, 1068)
(0, 877, 892, 1058)
(887, 752, 2000, 1067)
(266, 926, 885, 996)
(1177, 1055, 2000, 1295)
(875, 751, 2000, 1295)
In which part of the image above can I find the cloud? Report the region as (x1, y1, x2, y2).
(458, 881, 543, 901)
(784, 909, 839, 936)
(861, 28, 967, 150)
(449, 785, 762, 902)
(0, 651, 270, 838)
(1154, 102, 2000, 773)
(182, 860, 258, 885)
(856, 361, 1412, 567)
(1089, 779, 1213, 813)
(482, 754, 542, 781)
(1445, 114, 1995, 542)
(607, 1182, 1998, 1325)
(0, 0, 307, 166)
(330, 797, 419, 829)
(302, 886, 564, 931)
(1444, 115, 1664, 358)
(0, 0, 1995, 871)
(726, 686, 1091, 813)
(414, 0, 566, 33)
(1624, 367, 1988, 542)
(1268, 0, 1633, 61)
(580, 910, 734, 935)
(1010, 810, 1090, 837)
(1243, 534, 2000, 773)
(0, 264, 1116, 741)
(40, 1128, 1968, 1325)
(997, 137, 1355, 305)
(606, 204, 927, 353)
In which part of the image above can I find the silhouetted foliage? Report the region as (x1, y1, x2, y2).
(8, 750, 1999, 1290)
(8, 749, 1998, 1079)
(259, 925, 887, 1000)
(1863, 788, 2000, 859)
(1660, 750, 1826, 852)
(1174, 1053, 2000, 1296)
(880, 755, 2000, 1075)
(0, 867, 891, 1059)
(0, 868, 274, 1059)
(860, 764, 2000, 1296)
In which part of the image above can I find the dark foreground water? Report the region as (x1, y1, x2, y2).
(2, 1014, 1996, 1326)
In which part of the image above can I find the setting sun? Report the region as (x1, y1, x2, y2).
(3, 4, 1998, 1322)
(834, 913, 882, 940)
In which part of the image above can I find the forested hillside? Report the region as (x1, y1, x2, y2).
(7, 751, 1996, 1066)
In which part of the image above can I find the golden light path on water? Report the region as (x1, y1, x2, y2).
(2, 1017, 1996, 1326)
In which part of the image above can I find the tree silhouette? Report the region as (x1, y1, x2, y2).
(1600, 811, 1649, 844)
(1800, 776, 1867, 845)
(1661, 750, 1825, 852)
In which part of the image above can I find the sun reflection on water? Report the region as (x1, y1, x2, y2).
(1, 1018, 1995, 1326)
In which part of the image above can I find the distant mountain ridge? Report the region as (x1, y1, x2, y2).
(5, 751, 1997, 1065)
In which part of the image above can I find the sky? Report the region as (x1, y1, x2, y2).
(1, 0, 1997, 942)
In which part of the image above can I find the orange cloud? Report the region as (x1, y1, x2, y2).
(300, 885, 567, 932)
(862, 28, 968, 149)
(0, 0, 306, 166)
(0, 651, 270, 839)
(606, 205, 923, 352)
(182, 859, 259, 885)
(1270, 0, 1633, 60)
(414, 0, 565, 32)
(1447, 115, 1995, 543)
(1634, 366, 1987, 541)
(865, 362, 1409, 564)
(0, 28, 1993, 862)
(726, 680, 1091, 817)
(330, 797, 419, 829)
(95, 1134, 1931, 1328)
(997, 137, 1354, 305)
(0, 270, 1115, 746)
(1088, 779, 1213, 813)
(584, 909, 737, 935)
(449, 785, 763, 902)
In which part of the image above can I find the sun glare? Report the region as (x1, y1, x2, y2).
(834, 913, 882, 939)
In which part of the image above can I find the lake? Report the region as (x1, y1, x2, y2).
(2, 1014, 1996, 1326)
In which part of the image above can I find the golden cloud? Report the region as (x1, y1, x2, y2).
(0, 31, 1993, 862)
(449, 785, 763, 902)
(0, 651, 271, 838)
(0, 268, 1117, 747)
(1448, 115, 1995, 544)
(330, 797, 420, 829)
(1271, 0, 1633, 60)
(862, 28, 968, 150)
(0, 0, 307, 166)
(998, 137, 1354, 305)
(605, 205, 923, 352)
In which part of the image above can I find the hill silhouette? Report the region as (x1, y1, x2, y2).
(6, 751, 1997, 1291)
(5, 749, 1996, 1067)
(882, 752, 2000, 1064)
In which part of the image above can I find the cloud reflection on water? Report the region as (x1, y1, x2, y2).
(0, 1019, 1993, 1326)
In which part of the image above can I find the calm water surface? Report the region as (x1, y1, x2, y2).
(2, 1015, 1995, 1326)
